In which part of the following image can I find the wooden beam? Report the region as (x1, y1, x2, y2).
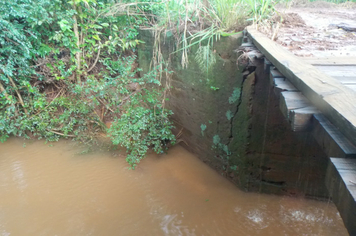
(325, 157, 356, 236)
(290, 106, 320, 132)
(274, 80, 319, 132)
(269, 68, 284, 85)
(246, 26, 356, 146)
(279, 91, 310, 119)
(304, 57, 356, 66)
(264, 58, 271, 73)
(240, 42, 255, 48)
(273, 77, 298, 96)
(312, 114, 356, 158)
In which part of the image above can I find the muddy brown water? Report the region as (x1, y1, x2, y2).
(0, 138, 348, 236)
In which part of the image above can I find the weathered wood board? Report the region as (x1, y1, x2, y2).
(326, 157, 356, 236)
(240, 42, 254, 48)
(269, 68, 284, 85)
(315, 65, 356, 78)
(304, 57, 356, 66)
(247, 26, 356, 147)
(312, 114, 356, 158)
(279, 91, 311, 119)
(327, 76, 356, 85)
(264, 58, 272, 72)
(346, 84, 356, 92)
(290, 106, 319, 132)
(273, 77, 298, 96)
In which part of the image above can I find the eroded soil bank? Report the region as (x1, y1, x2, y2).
(0, 138, 348, 235)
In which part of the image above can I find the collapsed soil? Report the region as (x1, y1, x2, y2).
(260, 3, 356, 57)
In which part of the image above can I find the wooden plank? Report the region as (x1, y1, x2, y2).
(264, 58, 271, 72)
(325, 157, 356, 236)
(312, 114, 356, 158)
(329, 76, 356, 84)
(270, 68, 284, 78)
(290, 106, 320, 132)
(315, 65, 356, 77)
(344, 84, 356, 93)
(273, 77, 298, 96)
(246, 26, 356, 147)
(240, 42, 255, 48)
(279, 92, 310, 119)
(304, 57, 356, 66)
(269, 68, 284, 85)
(329, 158, 356, 170)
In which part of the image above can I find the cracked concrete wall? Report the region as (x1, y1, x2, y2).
(138, 30, 246, 174)
(228, 62, 329, 199)
(137, 30, 329, 199)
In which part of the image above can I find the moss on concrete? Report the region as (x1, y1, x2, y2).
(137, 29, 330, 200)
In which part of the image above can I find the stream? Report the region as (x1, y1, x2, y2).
(0, 138, 348, 235)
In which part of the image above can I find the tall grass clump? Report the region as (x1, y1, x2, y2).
(106, 0, 279, 76)
(209, 0, 247, 30)
(244, 0, 278, 25)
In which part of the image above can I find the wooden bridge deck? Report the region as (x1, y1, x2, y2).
(245, 26, 356, 235)
(311, 61, 356, 92)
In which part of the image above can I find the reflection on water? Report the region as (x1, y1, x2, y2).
(0, 138, 348, 236)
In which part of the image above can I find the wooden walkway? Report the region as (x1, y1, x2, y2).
(245, 26, 356, 235)
(308, 58, 356, 92)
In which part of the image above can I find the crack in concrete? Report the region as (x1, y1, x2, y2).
(226, 67, 256, 146)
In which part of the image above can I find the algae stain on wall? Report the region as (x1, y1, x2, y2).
(229, 87, 241, 104)
(138, 30, 333, 199)
(137, 30, 247, 174)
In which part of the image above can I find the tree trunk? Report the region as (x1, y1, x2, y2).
(72, 3, 81, 83)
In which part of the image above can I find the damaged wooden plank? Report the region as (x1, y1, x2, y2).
(312, 114, 356, 158)
(325, 157, 356, 236)
(290, 106, 320, 132)
(279, 91, 310, 119)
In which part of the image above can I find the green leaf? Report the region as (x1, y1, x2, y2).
(92, 35, 100, 41)
(58, 19, 71, 31)
(92, 24, 102, 29)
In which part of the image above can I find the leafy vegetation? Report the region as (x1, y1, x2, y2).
(0, 0, 175, 167)
(4, 0, 345, 167)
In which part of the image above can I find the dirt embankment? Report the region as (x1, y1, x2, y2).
(260, 3, 356, 57)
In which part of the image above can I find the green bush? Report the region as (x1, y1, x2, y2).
(109, 106, 175, 168)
